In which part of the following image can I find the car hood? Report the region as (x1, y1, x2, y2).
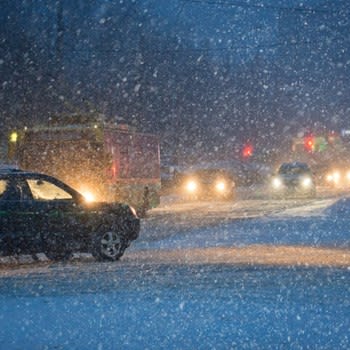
(82, 201, 137, 216)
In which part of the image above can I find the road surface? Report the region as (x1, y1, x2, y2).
(0, 189, 350, 349)
(0, 187, 348, 270)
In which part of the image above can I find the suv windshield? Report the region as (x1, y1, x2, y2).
(193, 169, 231, 179)
(278, 164, 311, 176)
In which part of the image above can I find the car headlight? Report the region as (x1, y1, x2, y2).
(346, 171, 350, 181)
(215, 181, 226, 192)
(129, 205, 138, 217)
(326, 174, 334, 182)
(301, 177, 312, 188)
(326, 171, 340, 184)
(272, 177, 282, 189)
(79, 189, 96, 202)
(186, 180, 198, 193)
(333, 171, 341, 183)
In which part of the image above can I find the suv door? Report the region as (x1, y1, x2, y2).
(24, 177, 89, 258)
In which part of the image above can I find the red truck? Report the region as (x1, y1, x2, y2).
(9, 116, 161, 214)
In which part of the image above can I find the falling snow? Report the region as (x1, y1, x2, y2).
(1, 0, 350, 348)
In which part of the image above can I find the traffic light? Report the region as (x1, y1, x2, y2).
(242, 143, 254, 158)
(9, 131, 18, 143)
(304, 135, 314, 152)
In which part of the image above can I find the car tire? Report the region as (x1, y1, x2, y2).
(92, 228, 127, 261)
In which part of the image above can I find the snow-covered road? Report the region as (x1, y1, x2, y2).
(1, 193, 350, 349)
(0, 263, 349, 349)
(121, 195, 350, 268)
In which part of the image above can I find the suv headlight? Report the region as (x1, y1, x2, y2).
(272, 177, 282, 189)
(346, 171, 350, 181)
(326, 173, 334, 183)
(333, 171, 340, 184)
(301, 177, 312, 188)
(186, 180, 198, 193)
(215, 181, 226, 192)
(326, 171, 340, 184)
(129, 205, 138, 217)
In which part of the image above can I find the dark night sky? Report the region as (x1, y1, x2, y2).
(1, 0, 349, 163)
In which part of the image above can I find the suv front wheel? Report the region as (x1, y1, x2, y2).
(92, 229, 126, 261)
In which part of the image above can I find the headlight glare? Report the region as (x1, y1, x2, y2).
(186, 180, 198, 193)
(333, 171, 340, 183)
(215, 181, 226, 192)
(79, 189, 96, 202)
(326, 174, 333, 182)
(272, 177, 282, 189)
(302, 177, 312, 188)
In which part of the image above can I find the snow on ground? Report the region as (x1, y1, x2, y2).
(132, 215, 349, 251)
(0, 264, 349, 350)
(131, 196, 350, 252)
(0, 195, 350, 349)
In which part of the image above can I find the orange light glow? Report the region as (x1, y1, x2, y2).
(78, 188, 96, 202)
(82, 191, 96, 202)
(186, 180, 198, 193)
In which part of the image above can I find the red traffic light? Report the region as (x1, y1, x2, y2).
(242, 144, 254, 158)
(304, 135, 314, 152)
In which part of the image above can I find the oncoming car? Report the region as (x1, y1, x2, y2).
(270, 162, 316, 198)
(180, 168, 235, 200)
(324, 168, 350, 188)
(0, 167, 140, 261)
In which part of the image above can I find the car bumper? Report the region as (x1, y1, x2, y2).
(126, 217, 140, 241)
(271, 185, 315, 196)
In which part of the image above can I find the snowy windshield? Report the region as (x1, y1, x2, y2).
(278, 163, 311, 175)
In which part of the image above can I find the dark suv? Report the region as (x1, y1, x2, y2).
(0, 167, 140, 261)
(270, 162, 316, 198)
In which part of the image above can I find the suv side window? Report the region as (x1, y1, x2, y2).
(26, 179, 73, 200)
(0, 179, 27, 200)
(0, 179, 9, 198)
